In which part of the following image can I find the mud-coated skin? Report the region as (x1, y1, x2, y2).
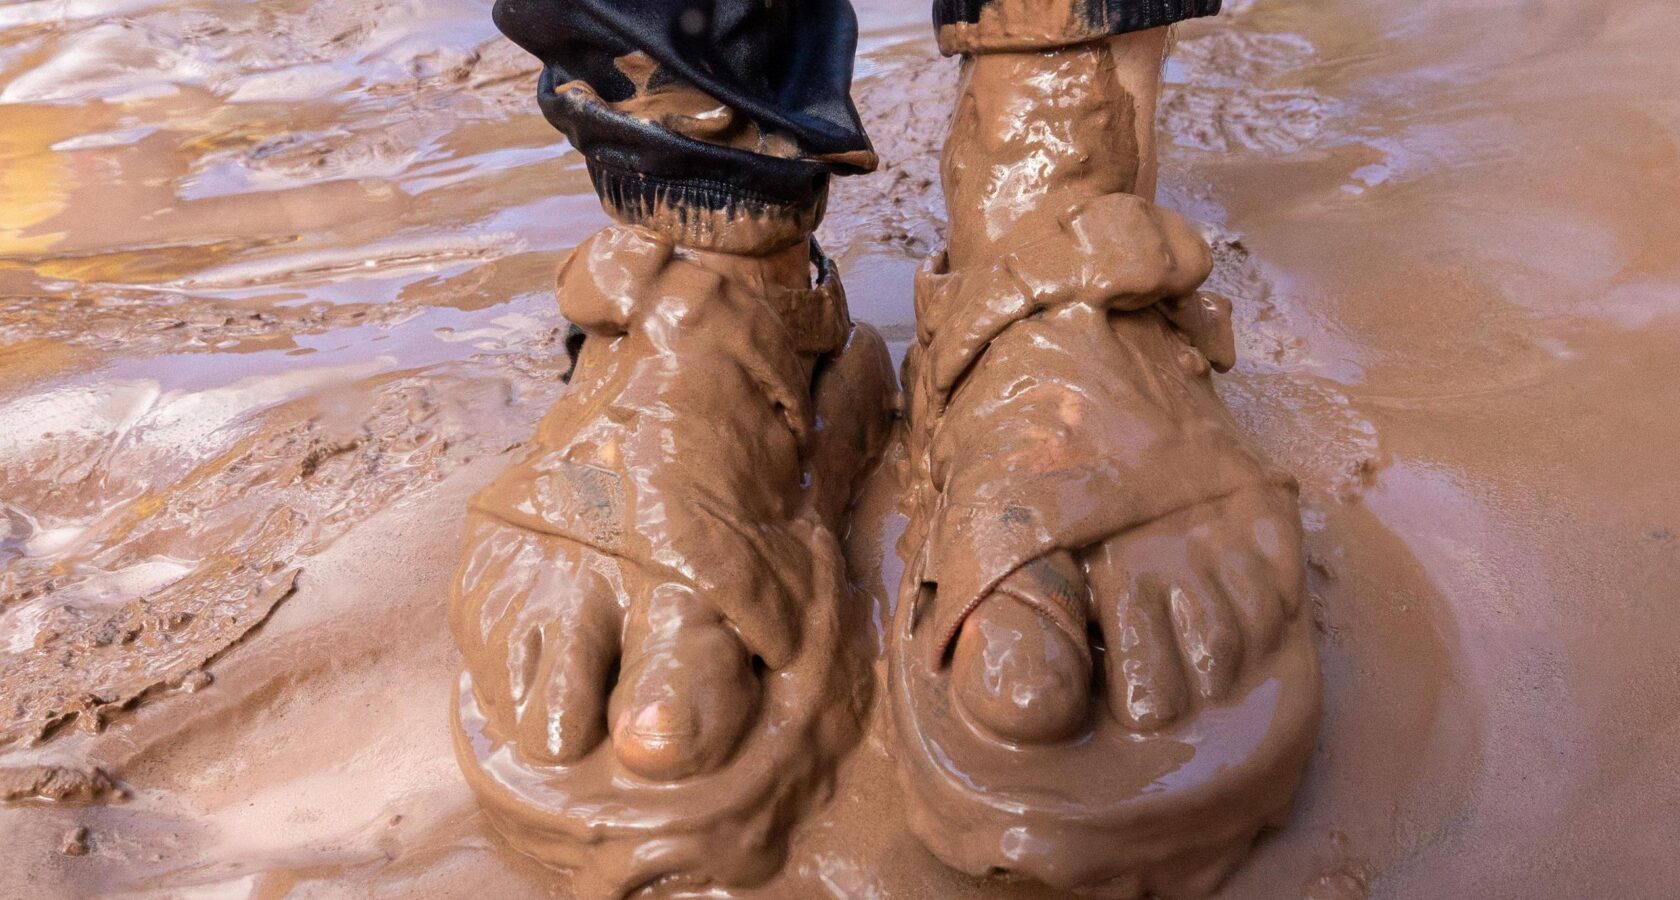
(889, 31, 1320, 896)
(448, 224, 895, 897)
(936, 0, 1223, 56)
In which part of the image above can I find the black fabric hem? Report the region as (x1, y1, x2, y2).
(494, 0, 873, 206)
(587, 160, 825, 252)
(588, 160, 824, 224)
(538, 67, 835, 219)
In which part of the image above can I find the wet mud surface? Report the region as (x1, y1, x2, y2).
(3, 0, 1679, 897)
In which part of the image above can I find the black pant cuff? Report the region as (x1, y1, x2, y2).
(588, 161, 825, 254)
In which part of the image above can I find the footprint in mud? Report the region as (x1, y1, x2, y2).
(0, 369, 530, 754)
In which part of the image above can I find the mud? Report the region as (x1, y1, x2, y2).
(4, 0, 1680, 898)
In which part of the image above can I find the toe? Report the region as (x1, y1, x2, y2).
(1213, 548, 1285, 659)
(1243, 490, 1306, 618)
(950, 594, 1090, 743)
(1165, 568, 1245, 701)
(453, 524, 544, 733)
(1087, 545, 1188, 731)
(609, 589, 757, 781)
(456, 531, 623, 763)
(512, 558, 621, 765)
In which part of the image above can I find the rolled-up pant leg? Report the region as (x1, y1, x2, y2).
(491, 0, 1221, 252)
(492, 0, 877, 252)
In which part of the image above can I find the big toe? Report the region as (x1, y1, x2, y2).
(610, 622, 757, 781)
(951, 597, 1091, 744)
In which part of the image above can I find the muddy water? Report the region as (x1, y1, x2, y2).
(1, 0, 1676, 897)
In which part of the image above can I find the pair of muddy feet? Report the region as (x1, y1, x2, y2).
(450, 32, 1318, 899)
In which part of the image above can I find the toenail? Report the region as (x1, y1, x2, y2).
(621, 703, 693, 741)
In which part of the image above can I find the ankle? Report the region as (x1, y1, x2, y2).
(682, 238, 830, 381)
(680, 237, 813, 295)
(941, 29, 1169, 270)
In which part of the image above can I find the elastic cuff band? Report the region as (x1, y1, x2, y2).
(935, 0, 1221, 55)
(589, 162, 825, 255)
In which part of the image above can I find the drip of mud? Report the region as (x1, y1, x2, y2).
(3, 0, 1679, 897)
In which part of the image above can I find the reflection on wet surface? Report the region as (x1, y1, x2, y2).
(2, 0, 1678, 896)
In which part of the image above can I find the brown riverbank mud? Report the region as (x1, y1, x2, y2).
(5, 0, 1680, 897)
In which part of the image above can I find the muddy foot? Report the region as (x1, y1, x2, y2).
(449, 224, 894, 894)
(890, 32, 1320, 895)
(1082, 482, 1304, 730)
(912, 206, 1309, 744)
(893, 195, 1320, 900)
(949, 402, 1306, 740)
